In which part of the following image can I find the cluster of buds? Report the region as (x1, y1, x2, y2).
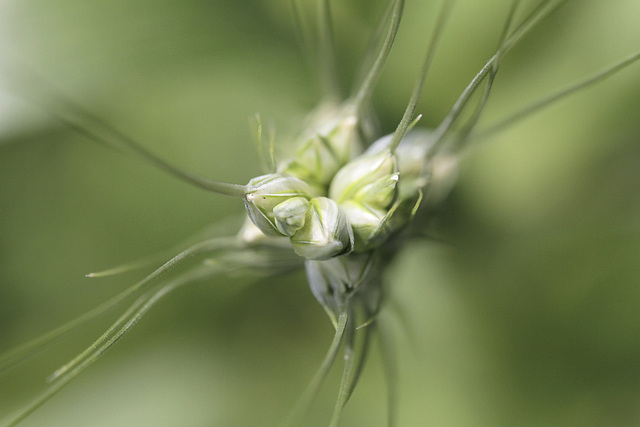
(243, 172, 354, 260)
(241, 107, 428, 261)
(329, 148, 399, 250)
(279, 106, 364, 194)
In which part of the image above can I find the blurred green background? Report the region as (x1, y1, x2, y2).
(1, 1, 640, 426)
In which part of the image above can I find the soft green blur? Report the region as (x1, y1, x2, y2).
(1, 1, 640, 426)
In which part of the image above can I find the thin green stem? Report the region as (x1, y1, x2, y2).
(55, 104, 246, 197)
(318, 0, 341, 102)
(329, 312, 356, 427)
(290, 0, 315, 77)
(3, 266, 217, 427)
(344, 320, 372, 403)
(428, 0, 568, 156)
(353, 0, 395, 94)
(0, 237, 238, 375)
(5, 64, 246, 197)
(473, 49, 640, 141)
(376, 321, 398, 427)
(281, 310, 349, 427)
(450, 0, 521, 151)
(351, 0, 404, 115)
(389, 0, 455, 152)
(329, 309, 374, 427)
(500, 0, 567, 55)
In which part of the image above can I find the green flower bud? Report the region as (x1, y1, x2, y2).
(273, 196, 310, 236)
(328, 150, 398, 207)
(305, 252, 384, 325)
(281, 113, 363, 190)
(244, 173, 314, 236)
(280, 136, 341, 190)
(365, 130, 432, 202)
(340, 200, 388, 250)
(290, 197, 354, 260)
(319, 113, 361, 165)
(354, 173, 399, 207)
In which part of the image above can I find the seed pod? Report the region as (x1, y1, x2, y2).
(273, 196, 310, 236)
(290, 197, 354, 260)
(328, 149, 398, 207)
(244, 173, 315, 236)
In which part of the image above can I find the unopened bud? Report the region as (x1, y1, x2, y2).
(340, 200, 388, 250)
(244, 173, 314, 236)
(290, 197, 354, 260)
(273, 197, 310, 236)
(320, 114, 361, 165)
(329, 150, 397, 207)
(282, 114, 363, 190)
(354, 173, 399, 207)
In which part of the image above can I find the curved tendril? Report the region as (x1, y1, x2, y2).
(281, 310, 349, 427)
(0, 237, 239, 375)
(472, 49, 640, 142)
(428, 0, 568, 156)
(388, 0, 455, 153)
(3, 265, 218, 427)
(351, 0, 404, 115)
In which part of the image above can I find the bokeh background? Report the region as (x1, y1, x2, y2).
(1, 1, 640, 426)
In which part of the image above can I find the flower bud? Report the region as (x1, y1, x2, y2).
(305, 252, 383, 325)
(320, 114, 361, 165)
(340, 200, 388, 250)
(366, 130, 436, 202)
(273, 196, 310, 236)
(281, 136, 341, 190)
(328, 150, 398, 207)
(354, 173, 399, 207)
(290, 197, 354, 260)
(281, 113, 363, 190)
(244, 173, 314, 236)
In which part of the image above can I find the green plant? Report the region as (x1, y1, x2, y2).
(1, 1, 639, 426)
